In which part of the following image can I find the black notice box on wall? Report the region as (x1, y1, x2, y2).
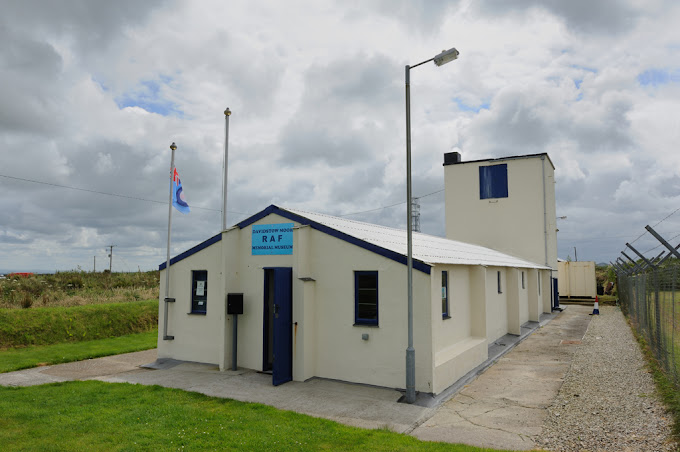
(227, 293, 244, 315)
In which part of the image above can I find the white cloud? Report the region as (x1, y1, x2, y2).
(1, 0, 679, 270)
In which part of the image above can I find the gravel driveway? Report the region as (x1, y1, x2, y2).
(538, 305, 676, 452)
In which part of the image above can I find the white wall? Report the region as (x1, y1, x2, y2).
(430, 264, 488, 394)
(485, 266, 509, 343)
(518, 269, 530, 326)
(541, 269, 552, 313)
(306, 226, 434, 392)
(527, 268, 540, 322)
(158, 238, 224, 365)
(506, 268, 521, 336)
(444, 155, 558, 271)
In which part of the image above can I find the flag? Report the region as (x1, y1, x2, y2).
(171, 167, 190, 214)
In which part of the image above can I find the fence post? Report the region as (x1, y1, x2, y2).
(626, 242, 656, 269)
(646, 225, 680, 259)
(654, 270, 661, 357)
(673, 265, 677, 383)
(622, 251, 647, 273)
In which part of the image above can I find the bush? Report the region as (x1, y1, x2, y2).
(0, 271, 159, 309)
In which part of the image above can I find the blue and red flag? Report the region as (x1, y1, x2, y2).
(171, 167, 190, 214)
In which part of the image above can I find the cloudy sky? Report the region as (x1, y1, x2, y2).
(1, 0, 679, 272)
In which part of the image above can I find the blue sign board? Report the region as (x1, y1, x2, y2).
(252, 223, 294, 255)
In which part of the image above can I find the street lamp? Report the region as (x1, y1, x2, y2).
(404, 47, 459, 404)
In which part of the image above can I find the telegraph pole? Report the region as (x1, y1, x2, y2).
(93, 256, 96, 272)
(107, 245, 115, 272)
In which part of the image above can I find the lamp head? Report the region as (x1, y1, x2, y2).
(224, 108, 231, 116)
(433, 47, 459, 66)
(170, 142, 177, 151)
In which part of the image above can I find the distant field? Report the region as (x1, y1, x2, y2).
(0, 271, 159, 309)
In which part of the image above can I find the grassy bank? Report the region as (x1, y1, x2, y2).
(0, 300, 158, 349)
(0, 381, 494, 452)
(0, 271, 159, 309)
(0, 330, 157, 373)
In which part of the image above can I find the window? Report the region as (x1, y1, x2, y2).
(522, 271, 525, 289)
(442, 270, 450, 319)
(355, 271, 378, 326)
(191, 270, 208, 314)
(497, 271, 502, 294)
(479, 164, 508, 199)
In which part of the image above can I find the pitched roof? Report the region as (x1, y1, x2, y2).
(161, 204, 550, 272)
(277, 206, 549, 270)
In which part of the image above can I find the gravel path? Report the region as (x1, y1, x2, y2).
(539, 305, 676, 452)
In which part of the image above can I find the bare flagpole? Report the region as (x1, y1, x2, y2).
(163, 142, 177, 341)
(222, 108, 231, 231)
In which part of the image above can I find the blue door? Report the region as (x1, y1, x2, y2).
(270, 267, 293, 386)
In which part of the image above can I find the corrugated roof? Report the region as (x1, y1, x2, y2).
(281, 207, 549, 270)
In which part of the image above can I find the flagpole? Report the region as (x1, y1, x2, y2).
(222, 108, 231, 231)
(163, 142, 177, 341)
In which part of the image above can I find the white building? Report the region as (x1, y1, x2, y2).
(159, 205, 552, 395)
(443, 152, 559, 306)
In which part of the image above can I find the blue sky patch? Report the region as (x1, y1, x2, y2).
(637, 68, 680, 87)
(570, 64, 597, 74)
(92, 76, 110, 92)
(454, 97, 490, 113)
(116, 78, 182, 117)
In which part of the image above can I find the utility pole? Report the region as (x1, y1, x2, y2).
(574, 246, 578, 262)
(107, 245, 115, 272)
(93, 256, 96, 272)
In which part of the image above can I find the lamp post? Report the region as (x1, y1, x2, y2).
(404, 47, 459, 404)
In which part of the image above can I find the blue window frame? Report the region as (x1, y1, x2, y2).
(191, 270, 208, 314)
(442, 270, 450, 319)
(479, 164, 508, 199)
(354, 271, 378, 326)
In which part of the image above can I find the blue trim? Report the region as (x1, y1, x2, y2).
(159, 233, 222, 270)
(237, 205, 279, 229)
(237, 205, 431, 275)
(355, 271, 378, 326)
(191, 270, 208, 314)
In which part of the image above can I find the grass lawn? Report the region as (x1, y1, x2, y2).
(0, 330, 157, 373)
(0, 380, 501, 451)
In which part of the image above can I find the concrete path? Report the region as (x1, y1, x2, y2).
(0, 306, 593, 448)
(411, 304, 592, 450)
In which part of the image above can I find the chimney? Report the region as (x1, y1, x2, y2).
(444, 151, 461, 165)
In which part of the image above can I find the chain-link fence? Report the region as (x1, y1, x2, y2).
(618, 262, 680, 387)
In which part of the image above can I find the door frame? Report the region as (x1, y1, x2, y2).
(262, 267, 293, 386)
